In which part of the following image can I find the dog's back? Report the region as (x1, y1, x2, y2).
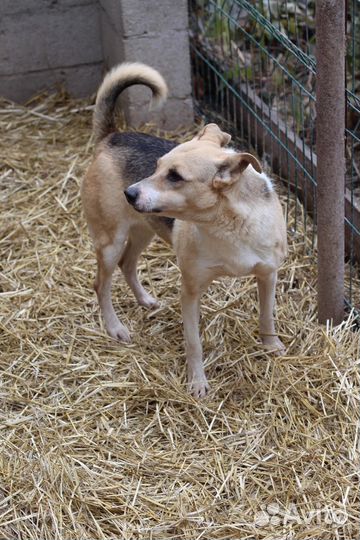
(82, 63, 178, 245)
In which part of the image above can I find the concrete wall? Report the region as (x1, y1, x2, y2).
(99, 0, 193, 128)
(0, 0, 193, 128)
(0, 0, 103, 102)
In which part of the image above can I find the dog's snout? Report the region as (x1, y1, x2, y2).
(124, 186, 139, 205)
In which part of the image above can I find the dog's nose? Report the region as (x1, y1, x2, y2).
(124, 186, 139, 205)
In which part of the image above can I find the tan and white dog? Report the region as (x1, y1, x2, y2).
(81, 62, 287, 397)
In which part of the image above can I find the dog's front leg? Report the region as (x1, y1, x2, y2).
(257, 271, 285, 354)
(181, 283, 209, 398)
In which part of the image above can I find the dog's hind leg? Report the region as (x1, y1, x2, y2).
(94, 230, 131, 343)
(119, 224, 158, 308)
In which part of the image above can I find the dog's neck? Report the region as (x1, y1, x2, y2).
(193, 195, 249, 244)
(172, 171, 273, 242)
(194, 175, 263, 238)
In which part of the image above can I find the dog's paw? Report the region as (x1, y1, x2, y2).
(138, 293, 160, 309)
(261, 335, 286, 355)
(107, 322, 131, 343)
(188, 375, 210, 399)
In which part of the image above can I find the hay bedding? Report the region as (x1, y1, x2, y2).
(0, 92, 359, 540)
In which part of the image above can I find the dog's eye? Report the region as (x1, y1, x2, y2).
(167, 169, 184, 183)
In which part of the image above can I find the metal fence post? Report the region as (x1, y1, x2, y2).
(316, 0, 345, 325)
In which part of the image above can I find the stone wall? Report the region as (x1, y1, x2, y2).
(0, 0, 193, 128)
(99, 0, 193, 128)
(0, 0, 103, 102)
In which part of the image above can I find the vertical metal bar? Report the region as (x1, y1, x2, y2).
(316, 0, 345, 324)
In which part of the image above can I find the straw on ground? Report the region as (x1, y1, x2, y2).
(0, 93, 359, 540)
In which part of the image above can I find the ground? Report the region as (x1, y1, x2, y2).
(0, 94, 359, 540)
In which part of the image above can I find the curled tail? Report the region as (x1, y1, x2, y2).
(93, 62, 168, 144)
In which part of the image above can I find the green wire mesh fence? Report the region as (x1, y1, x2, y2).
(189, 0, 360, 319)
(347, 0, 360, 313)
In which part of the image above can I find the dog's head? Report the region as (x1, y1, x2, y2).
(124, 123, 262, 221)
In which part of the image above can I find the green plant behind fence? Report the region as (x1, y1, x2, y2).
(189, 0, 360, 316)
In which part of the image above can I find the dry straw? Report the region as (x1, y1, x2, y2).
(0, 93, 359, 540)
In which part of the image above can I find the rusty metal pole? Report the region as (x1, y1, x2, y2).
(316, 0, 345, 325)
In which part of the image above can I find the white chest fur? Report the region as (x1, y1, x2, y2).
(197, 232, 273, 278)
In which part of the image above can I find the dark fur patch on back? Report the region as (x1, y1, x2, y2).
(108, 132, 177, 186)
(106, 132, 177, 240)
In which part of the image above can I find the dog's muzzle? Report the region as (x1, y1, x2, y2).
(124, 186, 139, 206)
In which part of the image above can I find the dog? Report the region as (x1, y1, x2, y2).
(81, 62, 287, 397)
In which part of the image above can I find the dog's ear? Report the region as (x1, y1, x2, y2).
(213, 152, 262, 189)
(196, 123, 231, 147)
